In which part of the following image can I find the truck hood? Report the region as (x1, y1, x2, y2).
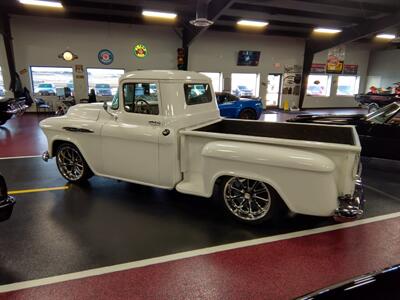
(65, 103, 103, 121)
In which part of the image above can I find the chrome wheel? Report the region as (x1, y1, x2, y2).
(57, 146, 85, 181)
(223, 177, 271, 221)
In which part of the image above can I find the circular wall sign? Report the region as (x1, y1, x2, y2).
(98, 49, 114, 65)
(134, 44, 148, 58)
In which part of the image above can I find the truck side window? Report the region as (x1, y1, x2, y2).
(123, 82, 159, 115)
(111, 89, 119, 110)
(184, 83, 212, 105)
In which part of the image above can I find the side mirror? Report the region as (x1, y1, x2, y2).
(103, 101, 118, 120)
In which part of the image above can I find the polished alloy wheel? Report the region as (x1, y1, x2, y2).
(57, 146, 85, 181)
(223, 177, 271, 221)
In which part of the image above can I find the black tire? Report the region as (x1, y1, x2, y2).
(368, 103, 379, 113)
(56, 143, 93, 183)
(239, 108, 257, 120)
(218, 176, 287, 225)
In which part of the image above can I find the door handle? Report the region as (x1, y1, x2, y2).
(63, 127, 94, 133)
(148, 120, 161, 126)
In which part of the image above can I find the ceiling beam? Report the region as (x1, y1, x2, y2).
(230, 3, 366, 24)
(290, 0, 398, 14)
(210, 24, 309, 38)
(308, 9, 400, 53)
(183, 0, 236, 46)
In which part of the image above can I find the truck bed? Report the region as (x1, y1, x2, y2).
(194, 119, 355, 146)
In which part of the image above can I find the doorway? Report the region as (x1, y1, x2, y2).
(266, 74, 282, 107)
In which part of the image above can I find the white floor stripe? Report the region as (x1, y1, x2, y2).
(0, 155, 41, 160)
(1, 211, 400, 293)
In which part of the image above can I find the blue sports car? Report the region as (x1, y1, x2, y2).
(216, 92, 263, 119)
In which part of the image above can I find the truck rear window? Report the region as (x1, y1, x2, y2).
(184, 83, 212, 105)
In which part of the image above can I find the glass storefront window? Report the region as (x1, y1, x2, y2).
(200, 72, 223, 92)
(87, 68, 124, 96)
(231, 73, 259, 97)
(306, 74, 331, 97)
(31, 66, 74, 96)
(337, 75, 360, 96)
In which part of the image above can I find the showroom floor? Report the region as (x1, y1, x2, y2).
(1, 109, 400, 299)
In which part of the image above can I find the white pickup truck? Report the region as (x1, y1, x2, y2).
(40, 70, 364, 224)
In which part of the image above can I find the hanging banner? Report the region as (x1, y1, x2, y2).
(310, 63, 326, 74)
(343, 64, 358, 75)
(326, 45, 345, 74)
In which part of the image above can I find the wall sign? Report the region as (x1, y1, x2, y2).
(98, 49, 114, 65)
(310, 63, 326, 74)
(343, 64, 358, 75)
(134, 44, 148, 58)
(326, 46, 345, 74)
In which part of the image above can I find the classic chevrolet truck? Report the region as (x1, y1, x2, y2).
(40, 70, 364, 224)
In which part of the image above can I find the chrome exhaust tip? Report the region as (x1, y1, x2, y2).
(42, 151, 50, 162)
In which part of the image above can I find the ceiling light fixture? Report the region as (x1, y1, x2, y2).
(313, 28, 342, 33)
(142, 10, 177, 19)
(237, 20, 269, 27)
(376, 33, 396, 39)
(18, 0, 63, 8)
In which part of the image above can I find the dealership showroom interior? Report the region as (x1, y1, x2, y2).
(1, 0, 400, 298)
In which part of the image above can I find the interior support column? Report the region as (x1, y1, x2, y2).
(0, 13, 17, 93)
(298, 41, 314, 109)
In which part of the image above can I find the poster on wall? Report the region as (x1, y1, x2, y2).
(237, 50, 260, 66)
(75, 64, 84, 74)
(134, 44, 148, 58)
(326, 45, 345, 74)
(343, 64, 358, 75)
(310, 63, 326, 74)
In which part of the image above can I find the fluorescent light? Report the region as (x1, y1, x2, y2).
(18, 0, 63, 8)
(237, 20, 268, 27)
(376, 33, 396, 39)
(142, 10, 177, 19)
(313, 27, 342, 34)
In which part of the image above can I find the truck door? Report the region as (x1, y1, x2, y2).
(101, 81, 162, 185)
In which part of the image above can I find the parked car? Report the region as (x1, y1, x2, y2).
(94, 83, 112, 96)
(355, 93, 399, 112)
(299, 264, 400, 299)
(40, 70, 363, 225)
(216, 92, 262, 119)
(0, 174, 15, 222)
(67, 81, 74, 96)
(233, 85, 253, 97)
(287, 102, 400, 160)
(37, 83, 56, 96)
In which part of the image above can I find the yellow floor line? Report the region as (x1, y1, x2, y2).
(8, 186, 69, 195)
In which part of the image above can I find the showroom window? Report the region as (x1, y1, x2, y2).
(0, 66, 5, 96)
(123, 82, 159, 115)
(306, 74, 332, 97)
(30, 66, 74, 96)
(336, 75, 360, 96)
(87, 68, 124, 96)
(184, 83, 212, 105)
(231, 73, 260, 97)
(200, 72, 223, 92)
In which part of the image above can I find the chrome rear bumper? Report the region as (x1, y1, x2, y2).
(334, 179, 364, 222)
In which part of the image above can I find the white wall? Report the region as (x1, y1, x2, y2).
(302, 44, 371, 108)
(9, 15, 180, 103)
(366, 49, 400, 90)
(0, 15, 371, 109)
(189, 30, 305, 106)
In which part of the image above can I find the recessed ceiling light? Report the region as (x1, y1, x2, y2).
(313, 28, 342, 34)
(18, 0, 63, 8)
(376, 33, 396, 39)
(142, 10, 177, 19)
(237, 20, 268, 27)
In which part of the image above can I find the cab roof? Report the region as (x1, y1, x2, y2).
(120, 70, 210, 81)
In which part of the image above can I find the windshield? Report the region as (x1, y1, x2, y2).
(39, 84, 53, 88)
(238, 85, 247, 90)
(366, 102, 400, 124)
